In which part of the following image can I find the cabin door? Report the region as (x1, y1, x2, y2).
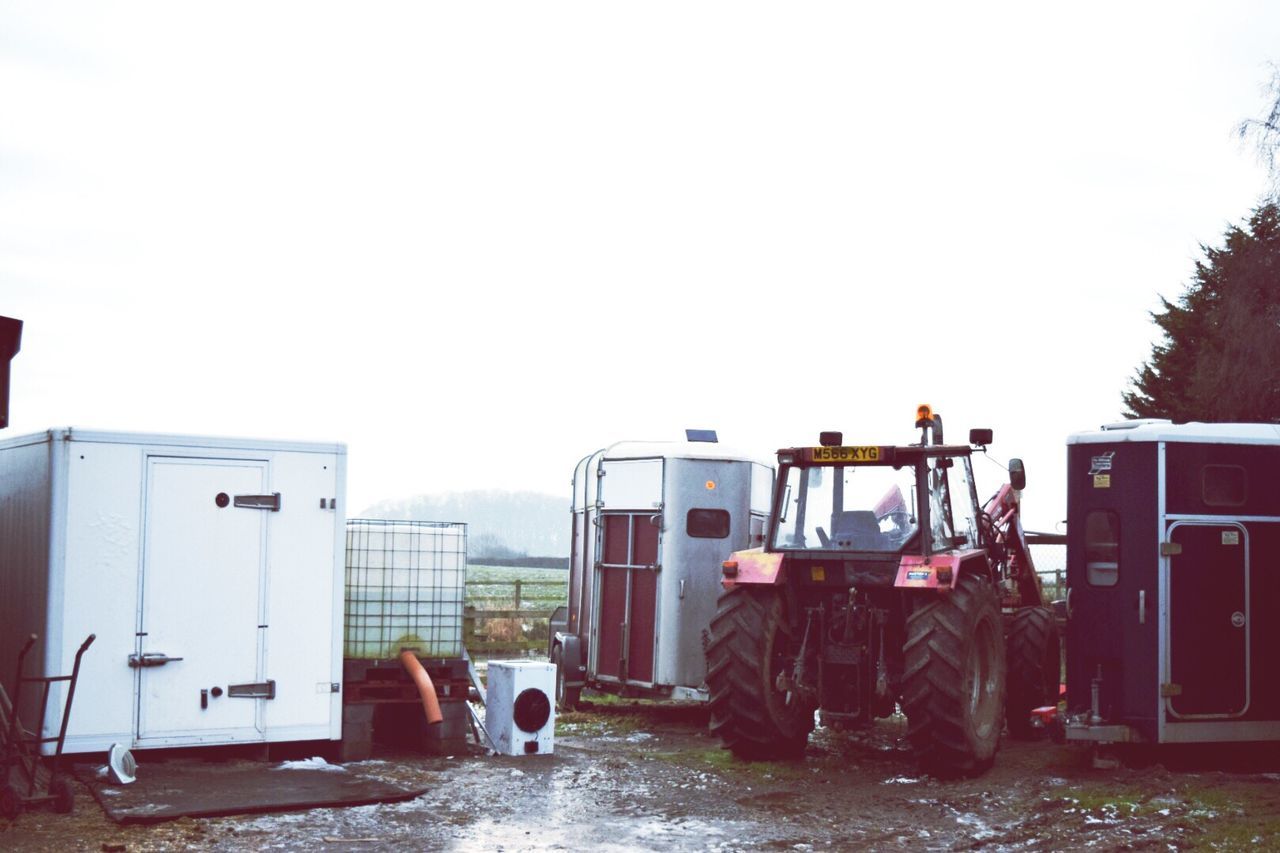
(137, 456, 269, 744)
(1166, 521, 1249, 718)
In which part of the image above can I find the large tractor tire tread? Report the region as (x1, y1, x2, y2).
(706, 586, 813, 760)
(902, 574, 1006, 777)
(1005, 606, 1061, 739)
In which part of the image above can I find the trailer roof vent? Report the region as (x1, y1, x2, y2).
(686, 429, 718, 443)
(1100, 419, 1172, 431)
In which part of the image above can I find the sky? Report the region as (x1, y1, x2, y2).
(2, 2, 1277, 531)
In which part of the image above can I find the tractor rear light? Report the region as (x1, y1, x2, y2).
(722, 560, 739, 577)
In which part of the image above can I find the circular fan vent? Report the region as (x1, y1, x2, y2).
(512, 687, 551, 733)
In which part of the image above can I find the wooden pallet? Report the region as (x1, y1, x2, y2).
(342, 657, 470, 705)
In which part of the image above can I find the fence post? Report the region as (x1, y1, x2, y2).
(514, 578, 522, 610)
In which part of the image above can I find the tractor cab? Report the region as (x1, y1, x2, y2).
(762, 407, 1006, 592)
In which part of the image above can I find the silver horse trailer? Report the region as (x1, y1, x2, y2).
(549, 434, 773, 707)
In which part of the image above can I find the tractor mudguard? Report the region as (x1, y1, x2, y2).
(553, 632, 585, 688)
(721, 548, 785, 588)
(548, 605, 569, 655)
(895, 550, 990, 590)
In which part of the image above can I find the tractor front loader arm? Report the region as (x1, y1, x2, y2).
(982, 484, 1044, 607)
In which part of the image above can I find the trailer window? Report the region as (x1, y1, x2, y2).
(1085, 510, 1120, 587)
(687, 508, 731, 539)
(1202, 465, 1247, 507)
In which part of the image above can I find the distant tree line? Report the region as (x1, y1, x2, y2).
(360, 490, 569, 558)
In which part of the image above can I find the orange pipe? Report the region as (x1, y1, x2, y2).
(399, 650, 444, 725)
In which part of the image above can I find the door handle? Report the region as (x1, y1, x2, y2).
(228, 679, 276, 699)
(234, 492, 281, 511)
(1138, 590, 1145, 625)
(129, 652, 184, 668)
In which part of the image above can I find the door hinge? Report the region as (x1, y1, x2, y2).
(234, 493, 281, 511)
(1161, 682, 1182, 698)
(228, 679, 276, 699)
(1160, 542, 1182, 557)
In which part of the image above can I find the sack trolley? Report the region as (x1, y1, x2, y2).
(0, 633, 95, 818)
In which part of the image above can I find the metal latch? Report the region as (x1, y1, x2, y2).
(1160, 542, 1182, 556)
(234, 493, 281, 511)
(228, 679, 276, 699)
(1161, 682, 1183, 697)
(129, 652, 184, 668)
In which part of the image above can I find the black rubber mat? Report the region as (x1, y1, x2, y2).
(74, 760, 425, 825)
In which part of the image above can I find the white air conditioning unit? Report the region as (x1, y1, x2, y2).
(485, 661, 555, 756)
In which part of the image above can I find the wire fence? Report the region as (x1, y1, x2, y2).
(1029, 537, 1067, 603)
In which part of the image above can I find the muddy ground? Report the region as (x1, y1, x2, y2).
(5, 697, 1280, 851)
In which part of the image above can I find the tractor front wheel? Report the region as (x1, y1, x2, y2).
(706, 586, 814, 759)
(903, 574, 1006, 777)
(1005, 606, 1061, 738)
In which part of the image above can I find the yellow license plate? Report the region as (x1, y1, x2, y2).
(810, 446, 881, 462)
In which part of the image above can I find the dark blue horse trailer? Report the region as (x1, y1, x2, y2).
(1063, 420, 1280, 746)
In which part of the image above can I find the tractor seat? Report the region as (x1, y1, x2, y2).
(831, 510, 882, 549)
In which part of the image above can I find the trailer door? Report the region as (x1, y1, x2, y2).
(137, 456, 269, 744)
(595, 512, 659, 685)
(593, 458, 662, 686)
(1166, 521, 1249, 718)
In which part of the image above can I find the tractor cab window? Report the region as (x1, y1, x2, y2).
(929, 456, 979, 551)
(772, 464, 919, 551)
(927, 457, 956, 550)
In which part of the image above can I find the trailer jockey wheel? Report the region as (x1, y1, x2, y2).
(51, 777, 74, 814)
(513, 687, 552, 733)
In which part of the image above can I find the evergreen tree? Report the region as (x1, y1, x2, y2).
(1124, 205, 1280, 422)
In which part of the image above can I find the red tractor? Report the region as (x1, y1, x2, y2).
(706, 408, 1058, 776)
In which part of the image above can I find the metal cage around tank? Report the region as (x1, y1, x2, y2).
(344, 520, 468, 660)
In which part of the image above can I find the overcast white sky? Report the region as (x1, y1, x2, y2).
(2, 2, 1277, 530)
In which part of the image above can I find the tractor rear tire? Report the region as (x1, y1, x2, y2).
(1005, 606, 1061, 739)
(706, 586, 814, 760)
(551, 644, 580, 712)
(903, 574, 1006, 777)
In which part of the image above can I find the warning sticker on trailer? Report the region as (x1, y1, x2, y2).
(1223, 530, 1240, 546)
(1093, 474, 1111, 489)
(1090, 452, 1115, 475)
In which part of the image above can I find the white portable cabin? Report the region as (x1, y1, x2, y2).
(0, 428, 346, 754)
(552, 438, 773, 701)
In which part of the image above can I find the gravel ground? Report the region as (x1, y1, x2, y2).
(4, 698, 1280, 851)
